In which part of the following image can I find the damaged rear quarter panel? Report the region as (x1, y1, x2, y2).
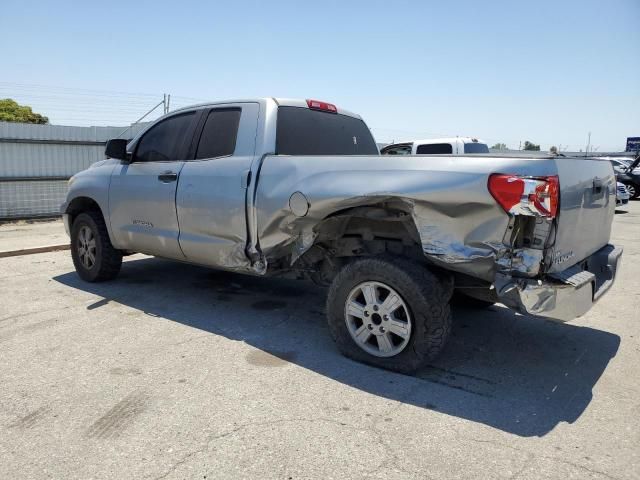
(254, 154, 558, 282)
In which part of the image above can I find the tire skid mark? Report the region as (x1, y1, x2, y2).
(413, 368, 496, 398)
(85, 391, 149, 439)
(8, 406, 50, 429)
(424, 366, 497, 385)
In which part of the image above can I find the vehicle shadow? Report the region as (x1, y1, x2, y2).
(54, 256, 620, 437)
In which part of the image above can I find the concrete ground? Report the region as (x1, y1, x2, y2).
(0, 218, 67, 252)
(0, 204, 638, 480)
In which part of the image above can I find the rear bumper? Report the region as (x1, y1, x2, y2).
(496, 244, 622, 322)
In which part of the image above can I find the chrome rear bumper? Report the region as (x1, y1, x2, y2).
(496, 244, 622, 322)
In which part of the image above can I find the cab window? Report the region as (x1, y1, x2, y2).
(134, 112, 195, 162)
(195, 108, 241, 159)
(463, 143, 489, 154)
(416, 143, 453, 154)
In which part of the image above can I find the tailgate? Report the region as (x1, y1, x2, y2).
(546, 158, 616, 273)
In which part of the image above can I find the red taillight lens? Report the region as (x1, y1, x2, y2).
(488, 174, 559, 218)
(306, 99, 338, 113)
(488, 174, 525, 212)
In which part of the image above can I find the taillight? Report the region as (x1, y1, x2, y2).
(488, 174, 559, 218)
(306, 99, 338, 113)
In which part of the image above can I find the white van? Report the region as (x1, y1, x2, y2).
(380, 137, 489, 155)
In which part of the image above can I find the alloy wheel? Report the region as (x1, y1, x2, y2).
(344, 281, 412, 357)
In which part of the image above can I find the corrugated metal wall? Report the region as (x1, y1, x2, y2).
(0, 121, 147, 219)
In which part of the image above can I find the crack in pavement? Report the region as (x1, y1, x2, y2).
(151, 417, 394, 480)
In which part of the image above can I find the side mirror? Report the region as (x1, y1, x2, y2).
(105, 139, 129, 161)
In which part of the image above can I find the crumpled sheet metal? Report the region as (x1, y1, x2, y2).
(496, 248, 544, 277)
(257, 191, 545, 282)
(495, 274, 592, 322)
(253, 153, 563, 277)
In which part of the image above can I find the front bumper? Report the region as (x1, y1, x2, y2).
(496, 244, 622, 322)
(62, 213, 71, 237)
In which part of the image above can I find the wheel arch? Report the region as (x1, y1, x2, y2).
(64, 195, 118, 247)
(65, 196, 104, 225)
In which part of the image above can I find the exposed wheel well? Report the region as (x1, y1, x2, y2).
(295, 202, 425, 285)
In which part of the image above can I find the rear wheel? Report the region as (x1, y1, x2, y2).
(625, 183, 639, 199)
(71, 211, 122, 282)
(326, 257, 452, 373)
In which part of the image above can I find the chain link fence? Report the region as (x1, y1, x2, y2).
(0, 178, 69, 219)
(0, 121, 147, 220)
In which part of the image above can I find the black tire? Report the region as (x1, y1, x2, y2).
(326, 256, 453, 374)
(451, 290, 496, 309)
(626, 183, 639, 199)
(71, 211, 122, 282)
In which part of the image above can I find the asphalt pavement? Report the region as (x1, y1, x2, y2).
(0, 204, 638, 479)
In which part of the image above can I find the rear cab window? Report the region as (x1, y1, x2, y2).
(416, 143, 453, 154)
(276, 106, 378, 155)
(381, 144, 412, 155)
(463, 142, 490, 154)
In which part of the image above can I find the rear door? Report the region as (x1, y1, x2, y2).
(109, 110, 199, 258)
(547, 158, 616, 272)
(176, 102, 259, 269)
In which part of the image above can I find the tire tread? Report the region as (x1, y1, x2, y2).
(326, 256, 452, 373)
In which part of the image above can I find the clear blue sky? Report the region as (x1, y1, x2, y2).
(2, 0, 639, 151)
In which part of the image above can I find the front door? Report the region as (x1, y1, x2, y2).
(109, 110, 198, 258)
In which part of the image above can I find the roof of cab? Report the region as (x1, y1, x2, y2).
(169, 97, 362, 120)
(413, 137, 487, 145)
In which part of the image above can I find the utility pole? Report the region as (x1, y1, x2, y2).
(519, 140, 522, 150)
(116, 96, 167, 139)
(163, 94, 170, 115)
(586, 132, 591, 156)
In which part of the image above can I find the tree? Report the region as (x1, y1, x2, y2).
(523, 140, 540, 151)
(491, 143, 507, 150)
(0, 99, 49, 124)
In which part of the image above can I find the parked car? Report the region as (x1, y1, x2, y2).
(380, 137, 489, 155)
(600, 157, 638, 174)
(61, 98, 622, 373)
(610, 156, 640, 199)
(616, 182, 630, 208)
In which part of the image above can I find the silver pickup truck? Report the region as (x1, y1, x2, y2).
(61, 98, 622, 372)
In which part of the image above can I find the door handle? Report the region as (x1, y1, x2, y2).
(592, 178, 603, 194)
(158, 171, 178, 183)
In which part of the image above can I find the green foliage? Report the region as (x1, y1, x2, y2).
(0, 98, 49, 124)
(491, 143, 507, 150)
(523, 140, 540, 151)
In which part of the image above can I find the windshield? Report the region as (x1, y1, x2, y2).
(276, 107, 378, 155)
(463, 142, 490, 153)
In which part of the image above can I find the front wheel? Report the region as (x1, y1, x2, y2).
(326, 257, 453, 373)
(71, 211, 122, 282)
